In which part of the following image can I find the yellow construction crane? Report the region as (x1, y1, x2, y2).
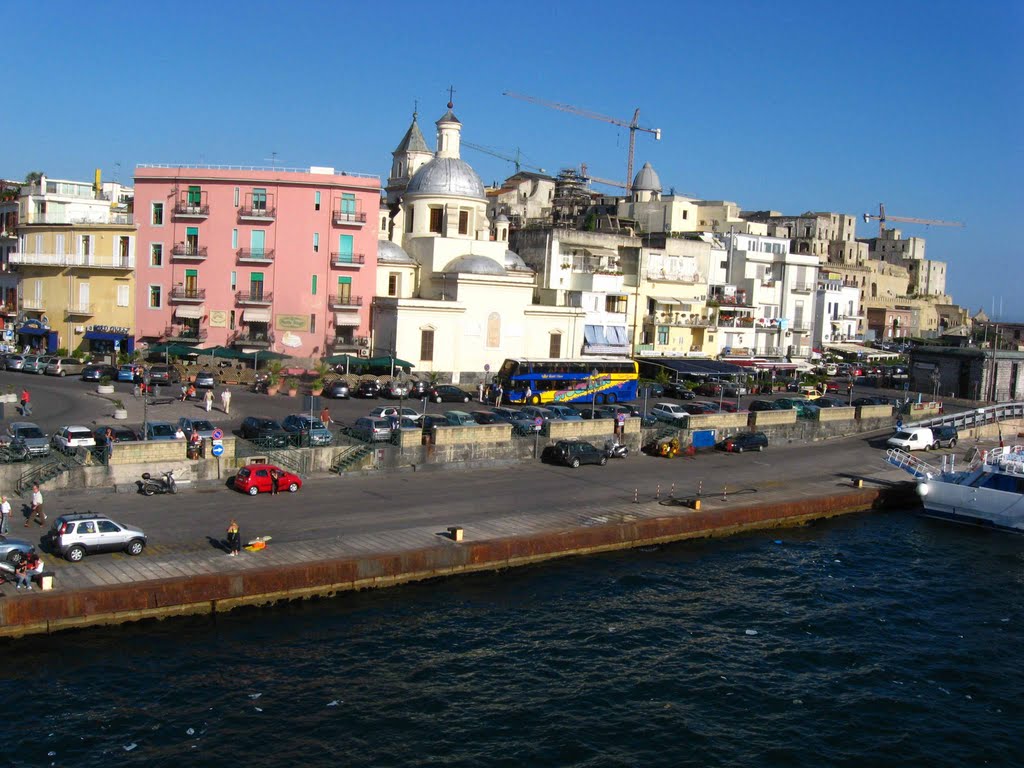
(463, 141, 546, 174)
(503, 91, 660, 192)
(863, 203, 964, 238)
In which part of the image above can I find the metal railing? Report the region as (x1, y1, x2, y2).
(137, 163, 379, 179)
(907, 402, 1024, 432)
(236, 248, 275, 261)
(330, 252, 365, 266)
(17, 213, 134, 226)
(238, 206, 277, 219)
(169, 286, 206, 301)
(329, 294, 363, 308)
(171, 244, 208, 258)
(10, 252, 134, 268)
(163, 326, 208, 342)
(65, 304, 94, 315)
(235, 290, 273, 304)
(332, 210, 367, 225)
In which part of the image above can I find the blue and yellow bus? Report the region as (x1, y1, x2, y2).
(493, 358, 639, 405)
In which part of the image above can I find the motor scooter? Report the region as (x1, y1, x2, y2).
(251, 374, 269, 394)
(604, 439, 629, 459)
(139, 470, 177, 496)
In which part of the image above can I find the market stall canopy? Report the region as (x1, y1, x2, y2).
(146, 343, 201, 358)
(364, 356, 415, 373)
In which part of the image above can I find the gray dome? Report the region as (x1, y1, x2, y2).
(442, 254, 506, 275)
(406, 157, 485, 200)
(504, 249, 532, 272)
(631, 162, 662, 193)
(377, 240, 414, 264)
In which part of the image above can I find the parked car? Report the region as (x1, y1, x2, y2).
(45, 357, 87, 377)
(471, 410, 503, 425)
(444, 410, 476, 426)
(488, 407, 536, 435)
(815, 397, 846, 408)
(379, 380, 408, 399)
(369, 406, 422, 424)
(578, 405, 617, 420)
(406, 379, 429, 397)
(4, 354, 25, 371)
(680, 402, 714, 415)
(0, 534, 35, 565)
(117, 364, 137, 382)
(234, 464, 302, 496)
(144, 421, 181, 441)
(651, 402, 690, 422)
(749, 399, 782, 412)
(193, 369, 217, 388)
(541, 440, 607, 468)
(774, 397, 808, 410)
(429, 385, 471, 404)
(178, 417, 218, 440)
(638, 382, 665, 399)
(323, 379, 350, 399)
(348, 416, 392, 442)
(695, 381, 723, 397)
(420, 414, 449, 434)
(51, 425, 97, 454)
(22, 355, 49, 374)
(4, 422, 50, 457)
(931, 425, 959, 449)
(81, 364, 118, 382)
(48, 513, 147, 562)
(722, 384, 749, 397)
(282, 414, 333, 446)
(887, 427, 935, 452)
(519, 405, 556, 423)
(147, 365, 180, 384)
(546, 404, 583, 421)
(354, 379, 380, 398)
(717, 431, 769, 453)
(240, 417, 290, 448)
(664, 382, 696, 400)
(92, 425, 139, 443)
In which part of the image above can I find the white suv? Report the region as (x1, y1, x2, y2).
(49, 513, 147, 562)
(52, 425, 97, 454)
(651, 402, 690, 422)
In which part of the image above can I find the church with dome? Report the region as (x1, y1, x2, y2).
(373, 102, 584, 383)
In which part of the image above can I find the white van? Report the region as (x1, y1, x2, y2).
(887, 427, 935, 451)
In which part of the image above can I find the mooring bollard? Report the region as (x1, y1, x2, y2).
(633, 488, 638, 504)
(721, 485, 728, 502)
(656, 484, 661, 501)
(697, 480, 703, 498)
(670, 482, 675, 498)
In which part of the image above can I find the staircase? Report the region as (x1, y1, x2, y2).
(16, 451, 88, 495)
(330, 444, 373, 474)
(263, 447, 306, 477)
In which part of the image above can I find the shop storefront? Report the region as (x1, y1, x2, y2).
(16, 318, 59, 353)
(83, 325, 135, 357)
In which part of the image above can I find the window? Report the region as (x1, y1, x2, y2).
(184, 269, 198, 295)
(337, 234, 354, 262)
(310, 313, 316, 334)
(98, 521, 120, 534)
(151, 203, 164, 226)
(233, 187, 240, 207)
(231, 229, 238, 249)
(420, 329, 434, 361)
(116, 285, 130, 307)
(313, 232, 319, 252)
(230, 271, 237, 291)
(150, 243, 163, 267)
(406, 209, 414, 232)
(458, 210, 469, 235)
(657, 326, 669, 345)
(341, 193, 356, 214)
(148, 285, 162, 309)
(315, 191, 321, 211)
(187, 185, 201, 206)
(250, 272, 264, 298)
(252, 188, 267, 211)
(311, 275, 317, 295)
(229, 310, 236, 330)
(337, 275, 351, 300)
(548, 332, 561, 358)
(429, 207, 443, 233)
(388, 272, 399, 296)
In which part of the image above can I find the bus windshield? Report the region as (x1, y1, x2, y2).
(492, 358, 639, 406)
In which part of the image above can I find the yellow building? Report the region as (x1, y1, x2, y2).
(12, 174, 136, 355)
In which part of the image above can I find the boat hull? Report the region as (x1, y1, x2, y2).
(917, 480, 1024, 534)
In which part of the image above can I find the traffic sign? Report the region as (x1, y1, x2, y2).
(533, 416, 544, 426)
(211, 443, 224, 457)
(616, 413, 626, 425)
(484, 364, 491, 372)
(212, 428, 224, 440)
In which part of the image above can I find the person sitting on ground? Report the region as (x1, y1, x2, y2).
(15, 552, 41, 590)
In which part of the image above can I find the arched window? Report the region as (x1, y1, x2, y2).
(486, 312, 501, 348)
(870, 283, 878, 298)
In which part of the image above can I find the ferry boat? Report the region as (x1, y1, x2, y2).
(886, 445, 1024, 533)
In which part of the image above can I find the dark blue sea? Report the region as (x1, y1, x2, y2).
(3, 510, 1022, 767)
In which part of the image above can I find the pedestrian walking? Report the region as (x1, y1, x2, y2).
(220, 387, 231, 415)
(104, 428, 114, 464)
(495, 384, 503, 408)
(319, 406, 332, 425)
(25, 484, 44, 527)
(226, 519, 241, 557)
(0, 495, 11, 534)
(20, 388, 31, 417)
(525, 385, 533, 403)
(478, 382, 484, 403)
(204, 389, 214, 412)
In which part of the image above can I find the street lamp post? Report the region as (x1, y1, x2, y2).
(590, 368, 598, 419)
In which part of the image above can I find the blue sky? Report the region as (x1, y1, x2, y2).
(7, 0, 1021, 318)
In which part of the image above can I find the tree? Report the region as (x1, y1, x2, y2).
(23, 171, 43, 185)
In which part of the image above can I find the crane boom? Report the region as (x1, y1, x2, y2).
(462, 141, 546, 174)
(579, 163, 627, 189)
(863, 202, 964, 238)
(503, 90, 661, 191)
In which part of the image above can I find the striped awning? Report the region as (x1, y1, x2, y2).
(242, 308, 271, 323)
(174, 305, 205, 319)
(334, 313, 361, 327)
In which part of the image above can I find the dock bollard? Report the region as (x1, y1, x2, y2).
(697, 480, 703, 498)
(447, 526, 464, 542)
(633, 488, 638, 504)
(670, 483, 675, 498)
(656, 484, 661, 501)
(721, 485, 728, 502)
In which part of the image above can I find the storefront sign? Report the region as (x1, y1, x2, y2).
(87, 324, 130, 335)
(208, 310, 228, 328)
(275, 314, 309, 332)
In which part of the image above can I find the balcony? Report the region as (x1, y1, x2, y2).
(64, 304, 95, 317)
(238, 206, 276, 222)
(791, 282, 815, 293)
(330, 252, 365, 269)
(1, 304, 17, 316)
(789, 323, 812, 333)
(18, 213, 134, 226)
(235, 290, 273, 305)
(169, 287, 206, 302)
(173, 192, 210, 218)
(331, 334, 368, 351)
(332, 209, 367, 227)
(229, 331, 273, 348)
(236, 248, 275, 264)
(328, 294, 363, 310)
(163, 325, 208, 343)
(644, 313, 713, 328)
(20, 298, 45, 311)
(171, 243, 208, 260)
(9, 252, 66, 268)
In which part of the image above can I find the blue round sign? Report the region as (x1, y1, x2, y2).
(211, 443, 224, 457)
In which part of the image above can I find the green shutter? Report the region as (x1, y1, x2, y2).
(186, 226, 199, 237)
(338, 276, 351, 287)
(251, 272, 264, 283)
(185, 269, 198, 278)
(311, 275, 317, 295)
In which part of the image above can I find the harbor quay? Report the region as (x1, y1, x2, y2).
(0, 431, 935, 639)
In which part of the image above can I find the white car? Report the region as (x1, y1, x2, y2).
(369, 406, 423, 424)
(52, 425, 97, 454)
(651, 402, 690, 422)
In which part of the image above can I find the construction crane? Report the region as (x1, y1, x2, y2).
(462, 141, 546, 174)
(579, 163, 627, 190)
(503, 91, 661, 192)
(863, 203, 964, 238)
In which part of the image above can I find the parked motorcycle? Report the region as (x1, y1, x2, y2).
(139, 470, 177, 496)
(251, 374, 269, 394)
(604, 440, 629, 459)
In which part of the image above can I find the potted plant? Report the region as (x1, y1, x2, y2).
(310, 377, 325, 396)
(266, 375, 281, 396)
(97, 375, 115, 394)
(113, 399, 128, 420)
(286, 377, 299, 397)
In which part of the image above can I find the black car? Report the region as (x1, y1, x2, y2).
(429, 385, 471, 404)
(406, 380, 429, 397)
(541, 440, 607, 468)
(638, 382, 665, 399)
(323, 379, 350, 399)
(92, 425, 140, 443)
(471, 410, 502, 425)
(932, 425, 959, 448)
(355, 379, 379, 398)
(749, 399, 781, 412)
(240, 416, 290, 448)
(664, 382, 696, 400)
(81, 364, 118, 382)
(815, 397, 846, 408)
(717, 432, 769, 453)
(147, 365, 180, 384)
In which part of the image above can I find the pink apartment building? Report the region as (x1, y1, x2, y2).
(133, 165, 380, 360)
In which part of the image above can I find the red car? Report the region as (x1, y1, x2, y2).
(233, 464, 302, 496)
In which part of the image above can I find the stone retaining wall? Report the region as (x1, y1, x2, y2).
(748, 410, 797, 427)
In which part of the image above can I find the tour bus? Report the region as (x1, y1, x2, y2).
(492, 358, 640, 405)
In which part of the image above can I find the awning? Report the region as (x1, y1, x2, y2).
(174, 305, 205, 319)
(653, 298, 680, 305)
(17, 326, 49, 335)
(334, 313, 361, 327)
(84, 330, 129, 341)
(243, 308, 271, 323)
(585, 247, 618, 259)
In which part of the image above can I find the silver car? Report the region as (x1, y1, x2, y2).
(0, 534, 36, 566)
(21, 355, 47, 373)
(4, 354, 25, 371)
(5, 422, 50, 456)
(49, 513, 147, 562)
(45, 357, 87, 376)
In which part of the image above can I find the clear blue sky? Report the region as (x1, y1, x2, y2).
(7, 0, 1021, 319)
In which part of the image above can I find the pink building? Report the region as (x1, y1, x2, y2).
(133, 164, 380, 360)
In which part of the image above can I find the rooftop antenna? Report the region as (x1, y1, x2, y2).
(265, 152, 279, 169)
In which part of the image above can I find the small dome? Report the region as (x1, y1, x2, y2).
(377, 240, 414, 264)
(406, 157, 485, 200)
(631, 162, 662, 193)
(504, 249, 532, 272)
(442, 254, 506, 275)
(494, 213, 510, 223)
